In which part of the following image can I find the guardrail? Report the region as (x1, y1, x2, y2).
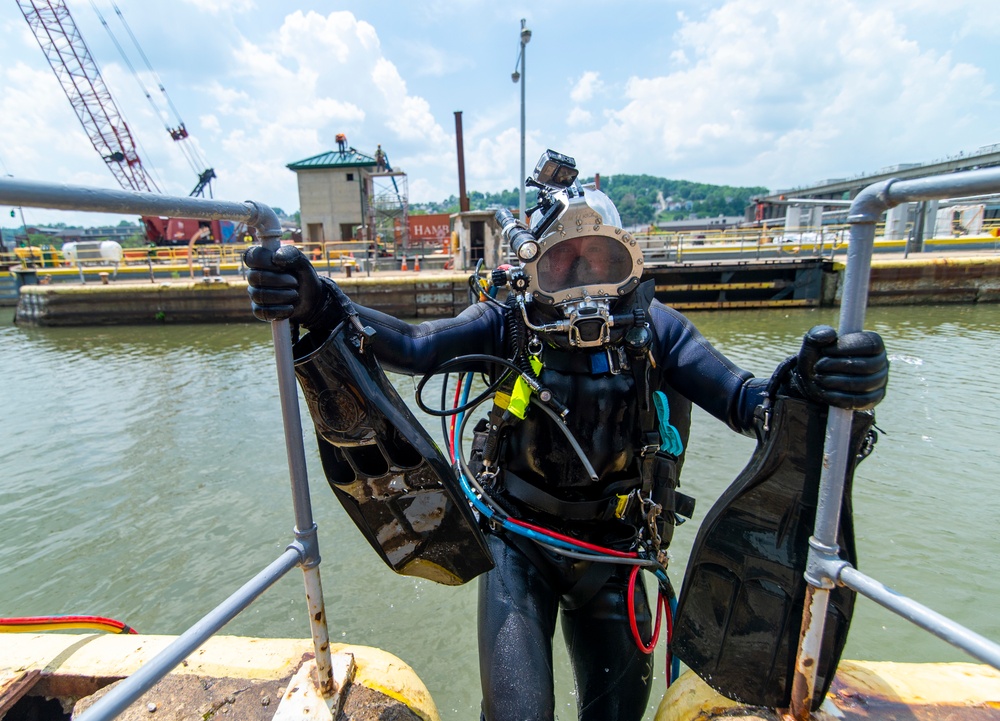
(635, 224, 1000, 264)
(789, 166, 1000, 719)
(0, 177, 336, 721)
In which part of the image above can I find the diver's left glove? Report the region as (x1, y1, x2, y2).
(244, 244, 344, 332)
(791, 325, 888, 410)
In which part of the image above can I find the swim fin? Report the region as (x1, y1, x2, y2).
(293, 321, 494, 586)
(671, 395, 874, 710)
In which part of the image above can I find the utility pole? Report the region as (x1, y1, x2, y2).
(512, 19, 531, 227)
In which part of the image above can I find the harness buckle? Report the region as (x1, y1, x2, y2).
(641, 494, 663, 552)
(605, 345, 630, 376)
(613, 492, 634, 520)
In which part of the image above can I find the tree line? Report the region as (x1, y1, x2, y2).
(412, 174, 768, 227)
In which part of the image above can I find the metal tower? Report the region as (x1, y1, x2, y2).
(17, 0, 160, 193)
(364, 170, 409, 258)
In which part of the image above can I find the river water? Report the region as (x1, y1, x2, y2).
(2, 303, 999, 720)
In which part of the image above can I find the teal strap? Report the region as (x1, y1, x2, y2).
(653, 391, 684, 456)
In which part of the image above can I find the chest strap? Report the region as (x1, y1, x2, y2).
(541, 344, 629, 375)
(501, 471, 640, 521)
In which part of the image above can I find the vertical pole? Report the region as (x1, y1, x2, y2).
(518, 19, 531, 228)
(789, 202, 879, 720)
(256, 212, 336, 700)
(455, 111, 470, 213)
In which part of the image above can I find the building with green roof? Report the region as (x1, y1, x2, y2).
(287, 146, 376, 243)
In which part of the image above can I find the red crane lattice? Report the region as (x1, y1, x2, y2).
(17, 0, 160, 193)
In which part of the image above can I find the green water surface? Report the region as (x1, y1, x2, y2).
(2, 303, 998, 720)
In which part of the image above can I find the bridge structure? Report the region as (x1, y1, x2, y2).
(749, 144, 1000, 247)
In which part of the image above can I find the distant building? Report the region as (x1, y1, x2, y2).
(748, 143, 1000, 226)
(654, 216, 744, 233)
(287, 148, 377, 243)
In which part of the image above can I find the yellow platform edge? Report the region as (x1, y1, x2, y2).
(0, 633, 440, 721)
(656, 659, 1000, 721)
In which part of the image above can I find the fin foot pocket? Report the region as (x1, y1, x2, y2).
(671, 396, 873, 709)
(294, 323, 494, 585)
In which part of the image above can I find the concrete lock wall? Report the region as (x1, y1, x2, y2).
(14, 276, 473, 327)
(12, 256, 1000, 327)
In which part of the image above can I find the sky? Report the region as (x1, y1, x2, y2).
(1, 0, 998, 227)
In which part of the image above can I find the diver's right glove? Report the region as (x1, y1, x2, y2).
(244, 244, 344, 331)
(791, 325, 888, 410)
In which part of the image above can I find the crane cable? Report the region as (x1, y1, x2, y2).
(81, 0, 166, 191)
(89, 0, 211, 180)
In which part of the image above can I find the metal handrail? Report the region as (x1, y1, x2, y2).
(0, 177, 335, 721)
(790, 165, 1000, 719)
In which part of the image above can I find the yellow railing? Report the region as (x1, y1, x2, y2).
(636, 221, 1000, 261)
(13, 245, 64, 267)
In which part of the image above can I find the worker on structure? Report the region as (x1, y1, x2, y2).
(336, 133, 347, 154)
(243, 149, 889, 721)
(375, 144, 386, 172)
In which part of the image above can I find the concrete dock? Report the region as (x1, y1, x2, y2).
(5, 252, 1000, 326)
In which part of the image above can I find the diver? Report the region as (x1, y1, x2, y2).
(244, 149, 889, 721)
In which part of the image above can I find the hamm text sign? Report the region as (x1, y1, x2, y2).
(409, 213, 451, 241)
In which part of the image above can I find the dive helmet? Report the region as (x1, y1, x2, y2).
(495, 150, 644, 348)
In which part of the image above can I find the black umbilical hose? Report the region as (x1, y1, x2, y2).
(417, 354, 598, 481)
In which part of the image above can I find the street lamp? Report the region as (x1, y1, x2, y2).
(512, 18, 531, 230)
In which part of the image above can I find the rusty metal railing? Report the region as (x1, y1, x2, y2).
(0, 177, 335, 721)
(790, 166, 1000, 719)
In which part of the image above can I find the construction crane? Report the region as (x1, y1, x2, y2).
(18, 0, 231, 244)
(17, 0, 159, 193)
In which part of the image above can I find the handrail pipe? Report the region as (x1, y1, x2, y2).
(0, 178, 336, 719)
(789, 166, 1000, 720)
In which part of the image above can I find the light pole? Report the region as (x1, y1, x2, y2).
(512, 18, 531, 228)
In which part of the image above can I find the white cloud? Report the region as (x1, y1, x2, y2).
(184, 10, 454, 206)
(567, 107, 592, 127)
(568, 0, 997, 188)
(570, 71, 604, 103)
(179, 0, 255, 14)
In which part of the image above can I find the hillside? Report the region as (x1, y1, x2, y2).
(412, 174, 769, 227)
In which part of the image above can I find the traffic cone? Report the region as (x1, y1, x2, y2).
(401, 256, 408, 271)
(414, 255, 421, 272)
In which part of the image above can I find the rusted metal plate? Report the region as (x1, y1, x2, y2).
(656, 662, 1000, 721)
(0, 669, 42, 716)
(825, 661, 1000, 721)
(70, 674, 290, 720)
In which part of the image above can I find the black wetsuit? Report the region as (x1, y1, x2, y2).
(353, 297, 768, 721)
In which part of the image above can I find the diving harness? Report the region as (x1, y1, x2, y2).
(413, 262, 694, 681)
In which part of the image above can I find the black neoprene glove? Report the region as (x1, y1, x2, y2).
(244, 244, 344, 330)
(791, 324, 888, 410)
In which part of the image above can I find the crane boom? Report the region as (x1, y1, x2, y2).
(17, 0, 159, 193)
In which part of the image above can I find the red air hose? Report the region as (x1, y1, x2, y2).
(627, 565, 664, 654)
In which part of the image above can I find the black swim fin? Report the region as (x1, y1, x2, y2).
(671, 395, 874, 710)
(293, 321, 494, 586)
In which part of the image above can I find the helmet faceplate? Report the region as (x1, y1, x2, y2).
(523, 188, 643, 306)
